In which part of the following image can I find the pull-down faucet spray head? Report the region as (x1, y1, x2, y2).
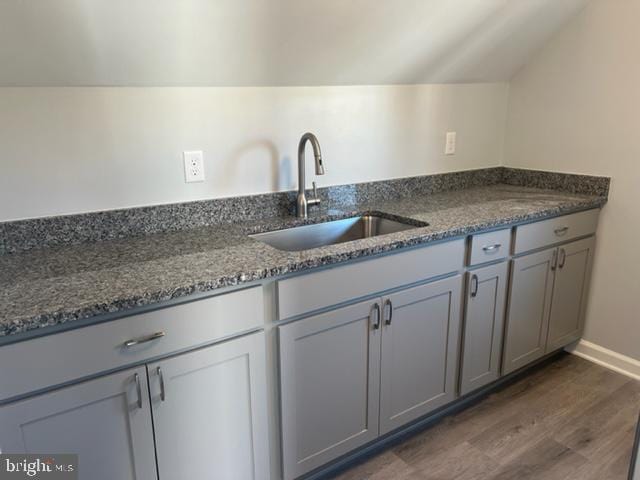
(315, 153, 325, 175)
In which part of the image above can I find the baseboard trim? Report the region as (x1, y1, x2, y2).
(566, 340, 640, 381)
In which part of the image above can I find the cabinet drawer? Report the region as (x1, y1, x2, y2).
(277, 239, 465, 320)
(0, 286, 264, 402)
(513, 209, 599, 255)
(468, 229, 511, 266)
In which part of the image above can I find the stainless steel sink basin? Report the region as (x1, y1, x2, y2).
(250, 215, 424, 251)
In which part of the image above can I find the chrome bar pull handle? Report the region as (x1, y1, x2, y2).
(370, 303, 381, 330)
(384, 299, 393, 326)
(482, 244, 501, 253)
(157, 366, 166, 402)
(470, 274, 479, 298)
(558, 248, 567, 269)
(134, 373, 143, 409)
(551, 249, 558, 271)
(123, 331, 166, 348)
(554, 226, 569, 237)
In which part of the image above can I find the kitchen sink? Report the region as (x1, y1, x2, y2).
(250, 214, 425, 252)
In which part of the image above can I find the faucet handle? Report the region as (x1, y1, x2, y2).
(308, 181, 321, 207)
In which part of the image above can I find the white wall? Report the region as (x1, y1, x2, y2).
(0, 84, 508, 221)
(0, 0, 588, 86)
(505, 0, 640, 361)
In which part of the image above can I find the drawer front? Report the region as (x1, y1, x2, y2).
(468, 229, 512, 266)
(513, 209, 599, 255)
(0, 286, 264, 402)
(277, 239, 465, 320)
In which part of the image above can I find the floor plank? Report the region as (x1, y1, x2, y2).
(552, 381, 640, 461)
(414, 441, 498, 480)
(330, 450, 424, 480)
(486, 437, 588, 480)
(330, 355, 640, 480)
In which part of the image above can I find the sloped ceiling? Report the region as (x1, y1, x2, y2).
(0, 0, 590, 86)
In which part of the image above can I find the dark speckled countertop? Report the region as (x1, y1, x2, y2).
(0, 179, 607, 342)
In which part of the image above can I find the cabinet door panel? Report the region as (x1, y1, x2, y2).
(0, 367, 156, 480)
(503, 248, 556, 374)
(460, 262, 508, 395)
(379, 275, 463, 435)
(149, 332, 269, 480)
(546, 237, 595, 351)
(279, 300, 381, 480)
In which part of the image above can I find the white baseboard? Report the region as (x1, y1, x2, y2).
(566, 340, 640, 381)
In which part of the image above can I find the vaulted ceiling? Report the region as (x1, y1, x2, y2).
(0, 0, 590, 86)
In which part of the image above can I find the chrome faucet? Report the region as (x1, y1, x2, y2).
(296, 132, 325, 218)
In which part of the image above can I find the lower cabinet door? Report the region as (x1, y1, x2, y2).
(0, 366, 157, 480)
(546, 237, 595, 351)
(279, 300, 382, 480)
(379, 275, 463, 435)
(503, 248, 556, 374)
(459, 262, 508, 396)
(148, 332, 269, 480)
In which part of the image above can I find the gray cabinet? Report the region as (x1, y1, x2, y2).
(279, 299, 382, 480)
(503, 237, 595, 375)
(459, 262, 508, 395)
(503, 248, 557, 374)
(0, 332, 270, 480)
(0, 286, 264, 404)
(379, 275, 463, 434)
(0, 366, 157, 480)
(278, 275, 464, 479)
(148, 332, 270, 480)
(546, 237, 595, 351)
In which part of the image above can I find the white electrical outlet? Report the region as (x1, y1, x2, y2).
(183, 151, 205, 183)
(445, 131, 457, 155)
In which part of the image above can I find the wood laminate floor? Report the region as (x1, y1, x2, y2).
(331, 354, 640, 480)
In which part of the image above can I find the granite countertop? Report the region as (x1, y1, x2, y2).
(0, 184, 607, 342)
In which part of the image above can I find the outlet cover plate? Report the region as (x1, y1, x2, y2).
(183, 150, 205, 183)
(445, 132, 457, 155)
